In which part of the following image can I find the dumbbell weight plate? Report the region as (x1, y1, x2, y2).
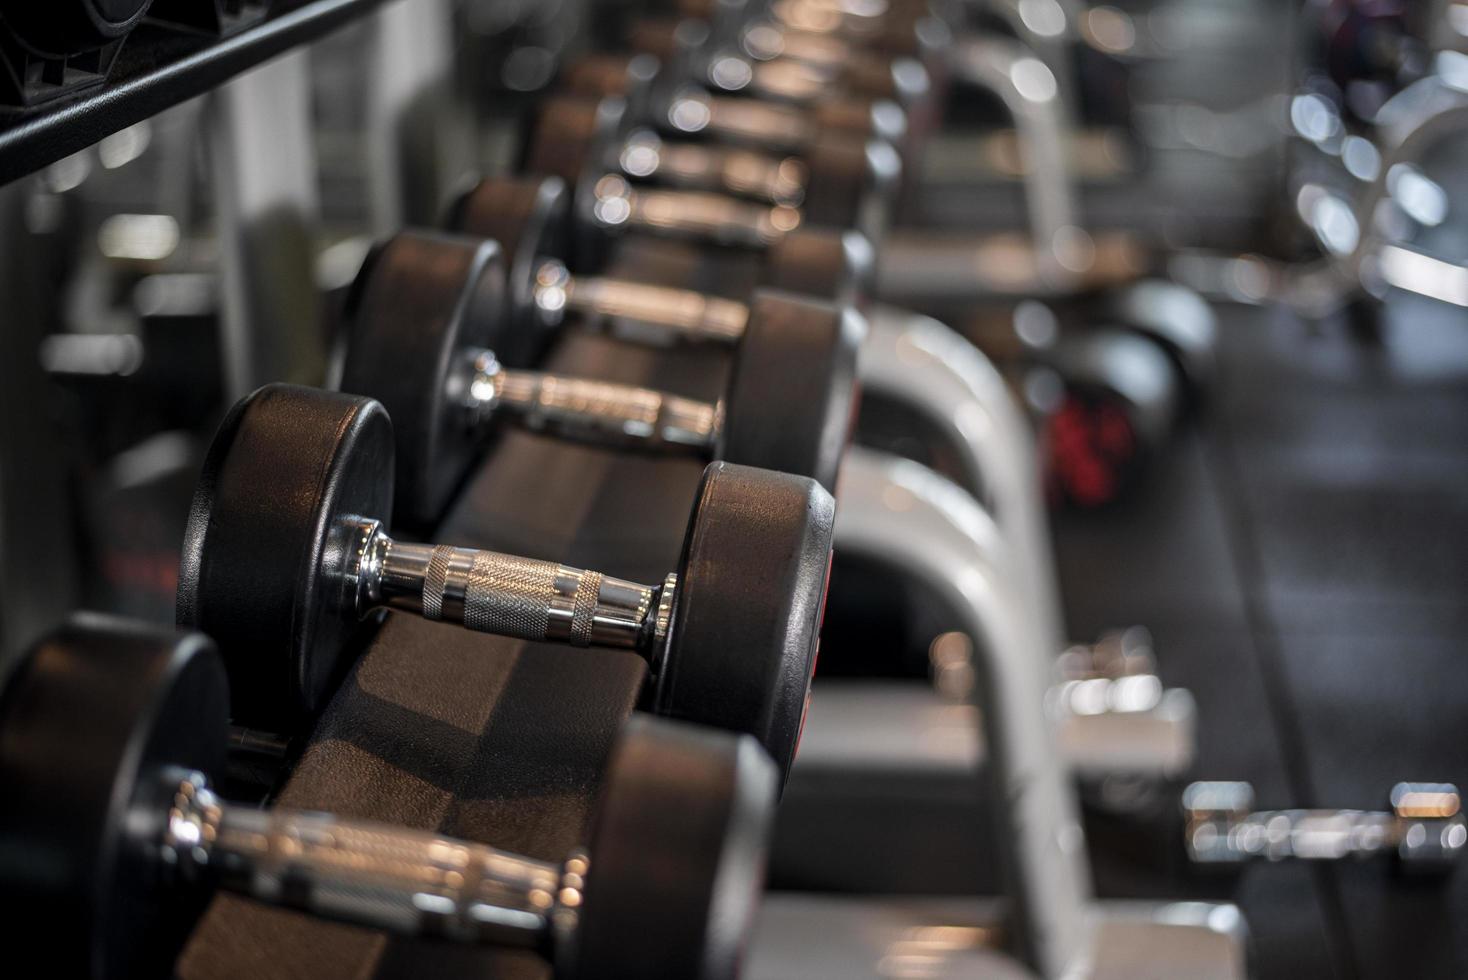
(0, 617, 228, 979)
(340, 232, 506, 530)
(801, 136, 899, 240)
(656, 461, 833, 781)
(569, 714, 776, 980)
(177, 385, 394, 729)
(764, 223, 872, 308)
(721, 292, 864, 493)
(519, 95, 615, 270)
(444, 171, 568, 346)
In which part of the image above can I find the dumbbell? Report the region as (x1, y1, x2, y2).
(647, 3, 952, 168)
(525, 86, 896, 238)
(561, 50, 909, 178)
(0, 618, 775, 980)
(452, 170, 872, 311)
(444, 173, 868, 341)
(178, 384, 834, 780)
(338, 228, 860, 523)
(747, 0, 951, 55)
(624, 13, 933, 114)
(517, 95, 886, 282)
(533, 59, 810, 208)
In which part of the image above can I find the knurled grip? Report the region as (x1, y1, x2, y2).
(570, 571, 602, 646)
(702, 96, 812, 151)
(375, 535, 653, 651)
(567, 276, 750, 343)
(423, 545, 454, 622)
(211, 804, 565, 945)
(500, 372, 658, 427)
(462, 550, 558, 639)
(497, 372, 720, 450)
(648, 142, 805, 205)
(626, 188, 792, 247)
(418, 547, 610, 646)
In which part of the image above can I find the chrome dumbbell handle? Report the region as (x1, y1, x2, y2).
(747, 56, 835, 105)
(591, 175, 802, 248)
(161, 771, 582, 949)
(344, 517, 675, 656)
(619, 131, 807, 206)
(533, 259, 750, 345)
(744, 21, 851, 68)
(668, 89, 814, 153)
(1184, 781, 1467, 868)
(462, 347, 723, 453)
(774, 0, 888, 39)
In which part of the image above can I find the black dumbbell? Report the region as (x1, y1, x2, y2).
(0, 617, 775, 980)
(679, 0, 952, 51)
(561, 50, 909, 180)
(539, 55, 812, 208)
(177, 384, 833, 780)
(624, 4, 948, 175)
(624, 13, 932, 116)
(524, 91, 897, 250)
(338, 229, 860, 523)
(444, 174, 869, 387)
(727, 1, 954, 160)
(452, 169, 872, 315)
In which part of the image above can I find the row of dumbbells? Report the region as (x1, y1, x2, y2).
(3, 2, 1463, 978)
(0, 1, 923, 974)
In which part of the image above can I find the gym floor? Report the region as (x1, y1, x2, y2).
(1054, 294, 1468, 979)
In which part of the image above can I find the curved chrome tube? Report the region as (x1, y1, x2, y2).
(835, 448, 1095, 979)
(859, 306, 1066, 665)
(1179, 73, 1468, 314)
(975, 0, 1083, 124)
(879, 35, 1083, 298)
(1346, 75, 1468, 292)
(949, 35, 1080, 290)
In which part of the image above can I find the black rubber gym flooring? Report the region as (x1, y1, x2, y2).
(1053, 296, 1468, 979)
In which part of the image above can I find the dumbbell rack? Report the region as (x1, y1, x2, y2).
(0, 3, 730, 975)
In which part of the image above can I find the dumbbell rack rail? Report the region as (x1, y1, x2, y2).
(0, 0, 392, 185)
